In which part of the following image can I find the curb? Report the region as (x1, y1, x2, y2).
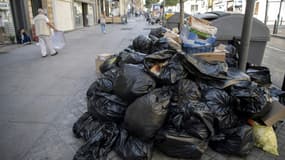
(271, 34, 285, 40)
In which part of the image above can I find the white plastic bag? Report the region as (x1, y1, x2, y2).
(51, 31, 66, 49)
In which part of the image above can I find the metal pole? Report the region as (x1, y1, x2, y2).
(239, 0, 256, 71)
(179, 0, 184, 32)
(163, 1, 166, 26)
(276, 0, 284, 34)
(264, 0, 269, 24)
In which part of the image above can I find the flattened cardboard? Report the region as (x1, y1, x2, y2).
(262, 101, 285, 126)
(193, 51, 226, 62)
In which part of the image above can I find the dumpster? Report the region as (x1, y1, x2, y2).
(210, 14, 270, 65)
(165, 12, 190, 30)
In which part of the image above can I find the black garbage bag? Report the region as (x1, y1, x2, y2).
(155, 128, 208, 159)
(149, 27, 167, 38)
(124, 88, 170, 140)
(73, 122, 119, 160)
(99, 55, 119, 74)
(150, 38, 173, 53)
(73, 112, 94, 139)
(209, 124, 254, 156)
(86, 69, 118, 95)
(144, 49, 175, 66)
(230, 82, 271, 119)
(87, 91, 128, 123)
(225, 44, 239, 68)
(180, 53, 228, 80)
(181, 54, 251, 89)
(167, 101, 214, 140)
(177, 79, 201, 102)
(113, 64, 156, 102)
(246, 65, 272, 86)
(203, 88, 239, 130)
(159, 55, 188, 84)
(118, 48, 146, 65)
(114, 128, 153, 160)
(145, 50, 186, 84)
(133, 35, 152, 54)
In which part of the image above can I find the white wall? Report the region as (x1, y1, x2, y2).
(53, 0, 74, 31)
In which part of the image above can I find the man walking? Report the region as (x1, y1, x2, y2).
(33, 8, 58, 57)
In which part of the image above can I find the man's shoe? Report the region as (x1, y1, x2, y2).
(42, 55, 47, 58)
(51, 52, 58, 56)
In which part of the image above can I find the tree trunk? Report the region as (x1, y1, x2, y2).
(179, 0, 184, 32)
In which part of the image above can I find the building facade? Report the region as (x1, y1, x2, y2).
(0, 0, 16, 43)
(211, 0, 285, 25)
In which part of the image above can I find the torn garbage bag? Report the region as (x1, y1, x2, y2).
(124, 88, 170, 140)
(118, 48, 146, 65)
(158, 55, 188, 84)
(113, 64, 156, 102)
(209, 124, 254, 156)
(114, 128, 153, 160)
(73, 122, 119, 160)
(202, 88, 239, 130)
(87, 91, 128, 123)
(155, 128, 208, 159)
(99, 55, 119, 74)
(145, 50, 187, 84)
(230, 82, 271, 119)
(133, 35, 152, 54)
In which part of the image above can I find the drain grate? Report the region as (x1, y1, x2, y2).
(121, 28, 133, 30)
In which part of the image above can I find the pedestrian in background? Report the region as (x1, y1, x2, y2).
(19, 28, 31, 45)
(100, 13, 106, 34)
(33, 8, 58, 57)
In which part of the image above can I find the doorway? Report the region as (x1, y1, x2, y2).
(31, 0, 43, 17)
(82, 3, 88, 26)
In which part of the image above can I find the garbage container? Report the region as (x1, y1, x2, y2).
(210, 14, 270, 65)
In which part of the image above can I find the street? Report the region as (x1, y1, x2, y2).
(0, 16, 285, 160)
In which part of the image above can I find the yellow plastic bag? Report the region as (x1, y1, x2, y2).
(249, 119, 279, 155)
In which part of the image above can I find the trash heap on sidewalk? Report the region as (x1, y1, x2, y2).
(72, 17, 285, 160)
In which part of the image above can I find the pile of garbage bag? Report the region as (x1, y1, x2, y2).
(72, 26, 284, 160)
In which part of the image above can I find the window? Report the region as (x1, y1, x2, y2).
(191, 5, 198, 12)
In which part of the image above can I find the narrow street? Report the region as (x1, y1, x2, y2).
(0, 16, 285, 160)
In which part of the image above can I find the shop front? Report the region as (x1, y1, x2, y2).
(53, 0, 74, 31)
(0, 0, 16, 44)
(104, 0, 128, 24)
(73, 0, 96, 28)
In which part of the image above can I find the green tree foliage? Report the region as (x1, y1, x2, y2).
(145, 0, 160, 8)
(164, 0, 179, 7)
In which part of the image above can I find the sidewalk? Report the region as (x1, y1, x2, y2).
(0, 16, 284, 160)
(268, 25, 285, 39)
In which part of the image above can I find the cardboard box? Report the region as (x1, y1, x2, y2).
(262, 101, 285, 126)
(95, 53, 113, 74)
(192, 51, 226, 62)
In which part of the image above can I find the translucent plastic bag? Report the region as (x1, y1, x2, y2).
(248, 119, 279, 156)
(51, 31, 66, 49)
